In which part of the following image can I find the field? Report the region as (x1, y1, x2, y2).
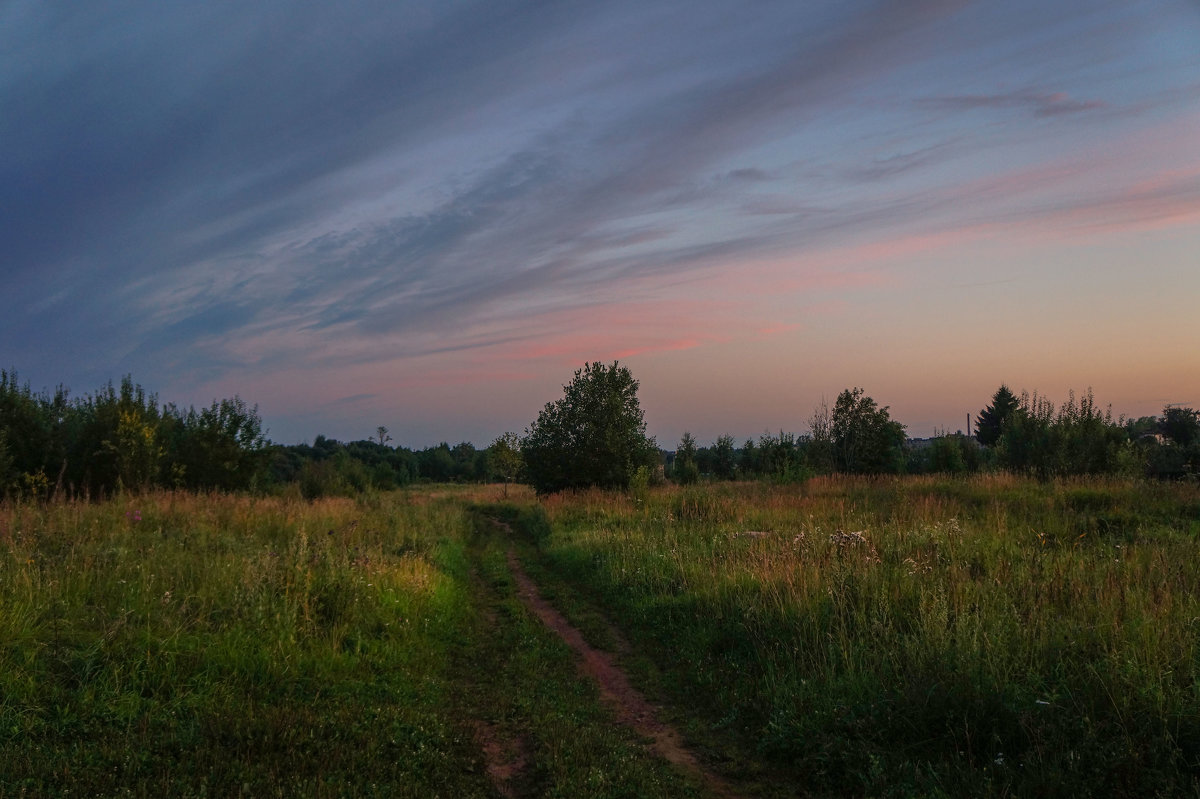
(3, 476, 1199, 797)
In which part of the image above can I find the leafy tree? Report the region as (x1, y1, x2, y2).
(1139, 406, 1200, 480)
(740, 438, 761, 476)
(1125, 415, 1159, 439)
(0, 370, 55, 488)
(521, 361, 657, 494)
(831, 387, 906, 474)
(757, 430, 807, 481)
(450, 441, 483, 481)
(998, 389, 1133, 479)
(922, 433, 982, 475)
(79, 377, 164, 494)
(417, 443, 455, 482)
(712, 434, 737, 480)
(997, 391, 1055, 479)
(1160, 407, 1200, 448)
(976, 385, 1020, 447)
(489, 432, 523, 497)
(674, 432, 699, 484)
(168, 397, 268, 491)
(0, 430, 14, 497)
(374, 426, 393, 446)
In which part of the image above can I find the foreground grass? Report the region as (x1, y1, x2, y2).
(1, 489, 489, 796)
(526, 475, 1200, 797)
(8, 476, 1200, 796)
(0, 485, 707, 797)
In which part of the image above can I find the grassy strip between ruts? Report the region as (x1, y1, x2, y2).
(507, 476, 1200, 798)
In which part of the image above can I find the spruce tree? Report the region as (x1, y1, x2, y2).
(975, 385, 1020, 446)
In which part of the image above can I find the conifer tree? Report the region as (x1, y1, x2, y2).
(976, 384, 1020, 446)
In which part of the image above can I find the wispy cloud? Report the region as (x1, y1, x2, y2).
(918, 89, 1105, 117)
(2, 0, 1197, 442)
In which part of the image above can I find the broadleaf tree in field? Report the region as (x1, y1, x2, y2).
(712, 434, 737, 480)
(488, 432, 523, 497)
(1160, 407, 1200, 448)
(830, 387, 906, 474)
(674, 432, 699, 484)
(521, 361, 657, 494)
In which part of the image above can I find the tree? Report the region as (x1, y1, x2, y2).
(831, 387, 906, 474)
(674, 432, 699, 484)
(712, 434, 737, 480)
(997, 389, 1133, 479)
(489, 432, 523, 497)
(0, 430, 13, 498)
(374, 426, 393, 446)
(1160, 407, 1200, 448)
(521, 361, 657, 494)
(740, 438, 760, 476)
(976, 385, 1020, 447)
(167, 396, 268, 491)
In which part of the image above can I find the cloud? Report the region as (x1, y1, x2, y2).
(917, 89, 1105, 117)
(3, 0, 1199, 442)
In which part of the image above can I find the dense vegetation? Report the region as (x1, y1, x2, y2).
(524, 476, 1200, 796)
(4, 363, 1200, 795)
(3, 366, 1196, 503)
(0, 371, 506, 501)
(5, 477, 1199, 796)
(0, 486, 704, 796)
(663, 385, 1199, 485)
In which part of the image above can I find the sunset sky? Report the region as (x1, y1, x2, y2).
(3, 1, 1199, 447)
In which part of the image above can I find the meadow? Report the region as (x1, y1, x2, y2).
(3, 476, 1199, 797)
(527, 476, 1200, 796)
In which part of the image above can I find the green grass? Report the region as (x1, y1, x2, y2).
(0, 490, 486, 797)
(0, 486, 707, 797)
(524, 475, 1200, 797)
(6, 477, 1200, 797)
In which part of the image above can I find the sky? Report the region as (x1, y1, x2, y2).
(3, 0, 1199, 447)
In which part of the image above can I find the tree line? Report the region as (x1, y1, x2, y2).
(513, 363, 1199, 494)
(0, 370, 514, 500)
(2, 365, 1197, 500)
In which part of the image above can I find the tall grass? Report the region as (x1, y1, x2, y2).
(533, 476, 1200, 796)
(0, 490, 484, 796)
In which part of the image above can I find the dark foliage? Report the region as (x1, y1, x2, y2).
(998, 390, 1134, 479)
(522, 361, 657, 494)
(672, 432, 700, 484)
(976, 384, 1020, 446)
(831, 387, 906, 474)
(0, 370, 267, 498)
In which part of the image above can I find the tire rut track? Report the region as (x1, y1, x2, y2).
(504, 547, 744, 799)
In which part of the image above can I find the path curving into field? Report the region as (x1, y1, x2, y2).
(505, 548, 744, 799)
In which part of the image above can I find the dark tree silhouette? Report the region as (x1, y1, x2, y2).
(976, 384, 1020, 446)
(521, 361, 657, 494)
(831, 388, 906, 474)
